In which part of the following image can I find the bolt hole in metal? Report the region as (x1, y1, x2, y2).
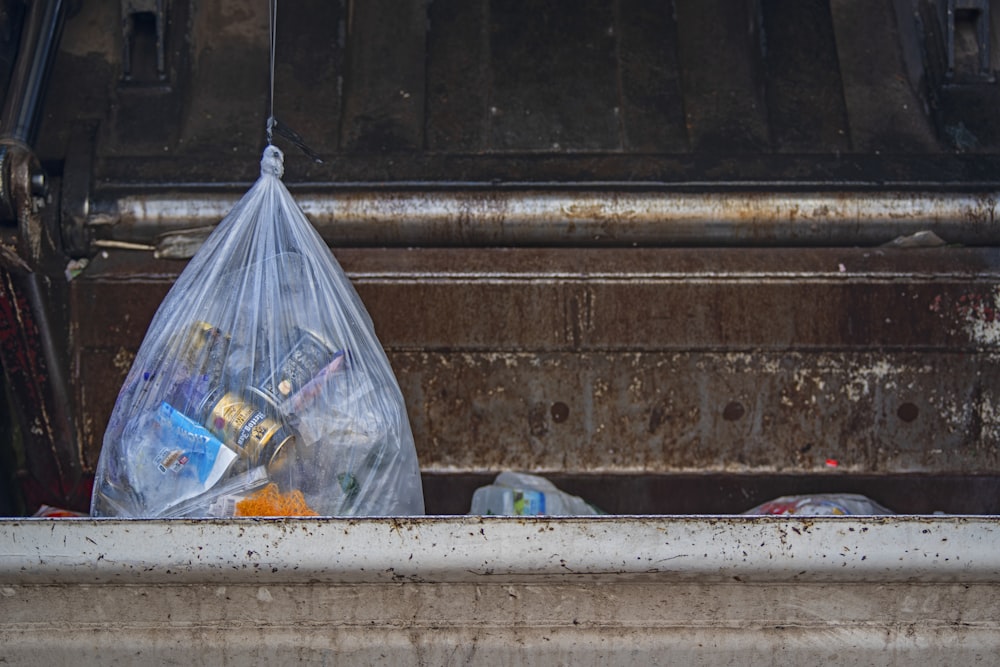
(897, 402, 920, 423)
(722, 401, 745, 421)
(550, 401, 570, 423)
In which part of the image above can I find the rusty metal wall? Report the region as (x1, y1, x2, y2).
(34, 0, 1000, 193)
(3, 3, 1000, 661)
(5, 0, 1000, 512)
(65, 246, 1000, 514)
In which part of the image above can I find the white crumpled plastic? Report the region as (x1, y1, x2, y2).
(743, 493, 893, 516)
(469, 472, 602, 516)
(91, 146, 424, 518)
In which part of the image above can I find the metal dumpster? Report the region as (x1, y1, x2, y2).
(2, 0, 1000, 663)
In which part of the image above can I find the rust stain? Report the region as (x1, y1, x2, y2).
(563, 287, 595, 348)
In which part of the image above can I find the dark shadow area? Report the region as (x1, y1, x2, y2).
(422, 471, 1000, 516)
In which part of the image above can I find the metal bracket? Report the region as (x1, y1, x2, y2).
(0, 0, 65, 225)
(59, 123, 98, 259)
(121, 0, 168, 82)
(946, 0, 994, 81)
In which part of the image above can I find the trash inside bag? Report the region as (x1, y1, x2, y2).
(743, 494, 893, 516)
(91, 146, 424, 518)
(469, 472, 602, 516)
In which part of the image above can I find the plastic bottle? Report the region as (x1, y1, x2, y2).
(469, 472, 600, 516)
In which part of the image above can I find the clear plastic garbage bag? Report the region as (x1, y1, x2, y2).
(91, 146, 424, 517)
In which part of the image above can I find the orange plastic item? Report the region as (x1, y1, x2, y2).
(235, 483, 318, 517)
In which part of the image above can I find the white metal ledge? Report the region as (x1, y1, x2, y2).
(2, 517, 999, 665)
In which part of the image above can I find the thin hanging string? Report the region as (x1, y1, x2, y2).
(263, 0, 323, 162)
(266, 0, 277, 145)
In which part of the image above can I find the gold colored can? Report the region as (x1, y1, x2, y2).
(203, 391, 294, 469)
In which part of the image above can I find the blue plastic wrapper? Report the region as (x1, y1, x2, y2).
(120, 402, 238, 513)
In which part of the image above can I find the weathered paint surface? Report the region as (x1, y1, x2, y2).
(956, 287, 1000, 346)
(395, 351, 1000, 474)
(104, 190, 1000, 250)
(1, 517, 999, 665)
(69, 247, 1000, 482)
(4, 516, 998, 583)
